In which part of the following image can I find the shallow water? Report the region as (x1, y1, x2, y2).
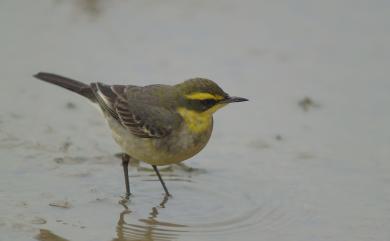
(1, 0, 390, 240)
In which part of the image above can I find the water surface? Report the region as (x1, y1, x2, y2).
(1, 1, 390, 240)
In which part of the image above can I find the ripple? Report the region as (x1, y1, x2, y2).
(112, 170, 307, 241)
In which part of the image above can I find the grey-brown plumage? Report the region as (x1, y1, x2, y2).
(34, 72, 95, 101)
(90, 82, 182, 139)
(35, 72, 183, 139)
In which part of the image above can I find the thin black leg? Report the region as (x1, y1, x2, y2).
(122, 153, 130, 197)
(152, 165, 170, 196)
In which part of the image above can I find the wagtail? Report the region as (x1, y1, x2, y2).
(34, 72, 248, 197)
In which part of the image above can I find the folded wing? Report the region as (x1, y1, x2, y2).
(91, 82, 181, 138)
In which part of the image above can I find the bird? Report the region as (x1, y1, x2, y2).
(34, 72, 248, 197)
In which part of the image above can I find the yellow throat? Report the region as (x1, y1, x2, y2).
(177, 103, 226, 133)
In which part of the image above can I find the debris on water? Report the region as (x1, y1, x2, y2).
(53, 156, 87, 164)
(49, 200, 71, 209)
(275, 134, 283, 141)
(65, 102, 76, 109)
(298, 97, 320, 111)
(54, 157, 66, 164)
(15, 201, 28, 207)
(59, 141, 72, 152)
(30, 217, 47, 225)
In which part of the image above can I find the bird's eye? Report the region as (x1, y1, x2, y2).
(202, 99, 217, 106)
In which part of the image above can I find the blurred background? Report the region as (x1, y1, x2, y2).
(0, 0, 389, 240)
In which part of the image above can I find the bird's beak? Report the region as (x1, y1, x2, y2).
(221, 96, 249, 104)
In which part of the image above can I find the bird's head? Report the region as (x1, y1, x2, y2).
(175, 78, 248, 115)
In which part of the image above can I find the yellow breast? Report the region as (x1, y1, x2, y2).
(177, 108, 213, 133)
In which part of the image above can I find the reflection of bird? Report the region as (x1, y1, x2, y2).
(34, 72, 248, 196)
(114, 196, 186, 241)
(36, 229, 70, 241)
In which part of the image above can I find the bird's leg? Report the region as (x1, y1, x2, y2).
(152, 165, 171, 196)
(122, 153, 131, 197)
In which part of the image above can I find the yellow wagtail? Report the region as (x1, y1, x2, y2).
(34, 72, 248, 196)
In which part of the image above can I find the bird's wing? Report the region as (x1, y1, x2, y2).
(90, 82, 181, 138)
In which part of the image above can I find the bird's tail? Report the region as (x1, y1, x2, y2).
(34, 72, 96, 102)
